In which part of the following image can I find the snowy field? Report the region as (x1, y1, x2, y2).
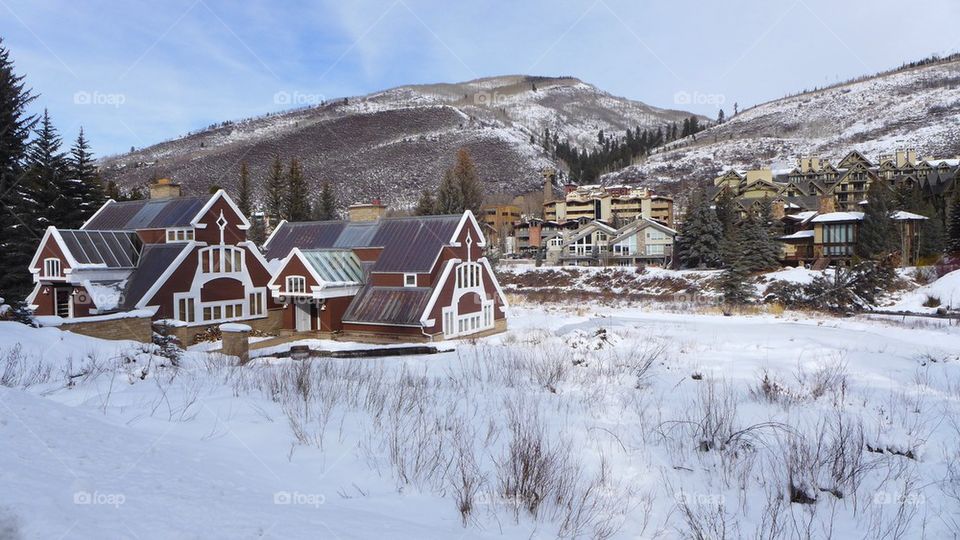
(2, 301, 960, 539)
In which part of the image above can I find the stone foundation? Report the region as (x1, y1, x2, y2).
(166, 309, 283, 347)
(56, 314, 153, 343)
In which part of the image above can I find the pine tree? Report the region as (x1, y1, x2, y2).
(856, 181, 898, 261)
(454, 148, 483, 215)
(67, 127, 105, 224)
(947, 192, 960, 254)
(313, 181, 337, 220)
(25, 109, 72, 230)
(436, 168, 463, 215)
(415, 189, 436, 215)
(738, 208, 781, 273)
(236, 161, 252, 217)
(0, 37, 38, 301)
(714, 188, 737, 237)
(719, 228, 754, 306)
(265, 155, 286, 221)
(285, 158, 311, 221)
(677, 189, 723, 268)
(247, 215, 267, 247)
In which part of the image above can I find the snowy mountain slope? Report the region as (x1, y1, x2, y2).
(100, 75, 700, 208)
(604, 56, 960, 189)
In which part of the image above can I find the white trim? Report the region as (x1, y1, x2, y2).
(478, 257, 509, 316)
(419, 258, 460, 326)
(28, 227, 82, 274)
(403, 273, 417, 287)
(24, 283, 42, 308)
(165, 227, 195, 243)
(43, 258, 63, 280)
(80, 199, 116, 230)
(263, 219, 287, 251)
(190, 190, 251, 230)
(286, 275, 307, 295)
(449, 211, 487, 248)
(133, 242, 197, 309)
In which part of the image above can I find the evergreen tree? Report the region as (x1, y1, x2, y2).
(25, 109, 72, 230)
(454, 148, 483, 215)
(67, 127, 105, 224)
(718, 227, 754, 306)
(414, 189, 436, 216)
(676, 189, 723, 268)
(856, 181, 898, 261)
(436, 168, 463, 215)
(265, 155, 286, 221)
(236, 161, 252, 216)
(247, 214, 267, 247)
(947, 192, 960, 254)
(738, 207, 781, 273)
(104, 180, 122, 201)
(714, 188, 737, 237)
(717, 109, 725, 124)
(312, 181, 337, 220)
(285, 158, 311, 221)
(0, 38, 38, 301)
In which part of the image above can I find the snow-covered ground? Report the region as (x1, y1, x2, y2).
(2, 296, 960, 538)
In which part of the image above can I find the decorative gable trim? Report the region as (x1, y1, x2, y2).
(191, 190, 251, 230)
(28, 227, 81, 275)
(449, 211, 487, 247)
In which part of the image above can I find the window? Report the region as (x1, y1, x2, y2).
(286, 276, 306, 294)
(249, 291, 265, 316)
(200, 246, 244, 274)
(176, 297, 196, 323)
(43, 258, 62, 278)
(404, 273, 417, 287)
(823, 223, 855, 257)
(455, 263, 482, 289)
(166, 229, 194, 242)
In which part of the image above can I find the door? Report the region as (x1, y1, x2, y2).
(295, 303, 312, 332)
(55, 288, 71, 318)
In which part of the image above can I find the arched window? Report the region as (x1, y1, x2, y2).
(200, 246, 244, 274)
(455, 262, 482, 289)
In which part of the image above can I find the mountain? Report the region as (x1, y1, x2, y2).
(100, 75, 700, 208)
(603, 55, 960, 191)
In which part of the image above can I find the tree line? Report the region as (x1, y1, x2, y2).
(537, 118, 706, 183)
(677, 180, 958, 307)
(0, 39, 107, 302)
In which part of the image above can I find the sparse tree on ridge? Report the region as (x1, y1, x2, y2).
(236, 161, 253, 217)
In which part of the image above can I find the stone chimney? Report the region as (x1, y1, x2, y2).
(895, 150, 907, 168)
(542, 168, 556, 204)
(817, 195, 836, 215)
(149, 178, 181, 199)
(348, 199, 387, 222)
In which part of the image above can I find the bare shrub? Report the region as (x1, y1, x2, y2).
(0, 345, 53, 388)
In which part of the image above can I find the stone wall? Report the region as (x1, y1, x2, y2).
(58, 315, 153, 343)
(167, 309, 283, 347)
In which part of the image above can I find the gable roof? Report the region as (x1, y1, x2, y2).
(83, 196, 210, 230)
(609, 218, 677, 245)
(58, 230, 142, 268)
(300, 249, 365, 284)
(264, 213, 468, 274)
(119, 243, 193, 310)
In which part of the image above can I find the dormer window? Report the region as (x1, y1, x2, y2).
(403, 273, 417, 287)
(166, 228, 194, 243)
(286, 276, 306, 294)
(43, 258, 62, 278)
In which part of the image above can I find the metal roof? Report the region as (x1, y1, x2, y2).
(265, 214, 464, 274)
(300, 249, 365, 284)
(58, 230, 142, 268)
(341, 286, 431, 326)
(83, 196, 209, 230)
(120, 244, 190, 309)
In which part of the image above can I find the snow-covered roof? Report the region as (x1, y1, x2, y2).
(785, 210, 818, 221)
(891, 211, 928, 221)
(811, 212, 865, 223)
(779, 230, 815, 240)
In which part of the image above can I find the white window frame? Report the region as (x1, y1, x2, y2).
(403, 273, 417, 287)
(200, 246, 244, 274)
(286, 275, 307, 295)
(200, 299, 245, 323)
(174, 293, 196, 323)
(43, 258, 62, 278)
(166, 228, 194, 243)
(248, 289, 266, 316)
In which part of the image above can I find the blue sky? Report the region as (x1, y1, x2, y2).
(1, 0, 958, 156)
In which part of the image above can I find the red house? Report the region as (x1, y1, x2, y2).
(264, 211, 509, 341)
(26, 179, 279, 339)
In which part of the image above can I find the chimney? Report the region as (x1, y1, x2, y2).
(817, 195, 836, 215)
(348, 199, 387, 222)
(772, 201, 786, 220)
(150, 178, 181, 199)
(542, 168, 556, 203)
(906, 149, 917, 166)
(895, 150, 906, 168)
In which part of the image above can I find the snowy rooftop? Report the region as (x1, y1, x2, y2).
(891, 210, 929, 221)
(811, 211, 865, 223)
(779, 230, 815, 240)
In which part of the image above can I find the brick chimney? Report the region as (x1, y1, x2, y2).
(348, 199, 387, 222)
(149, 178, 181, 199)
(817, 195, 836, 214)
